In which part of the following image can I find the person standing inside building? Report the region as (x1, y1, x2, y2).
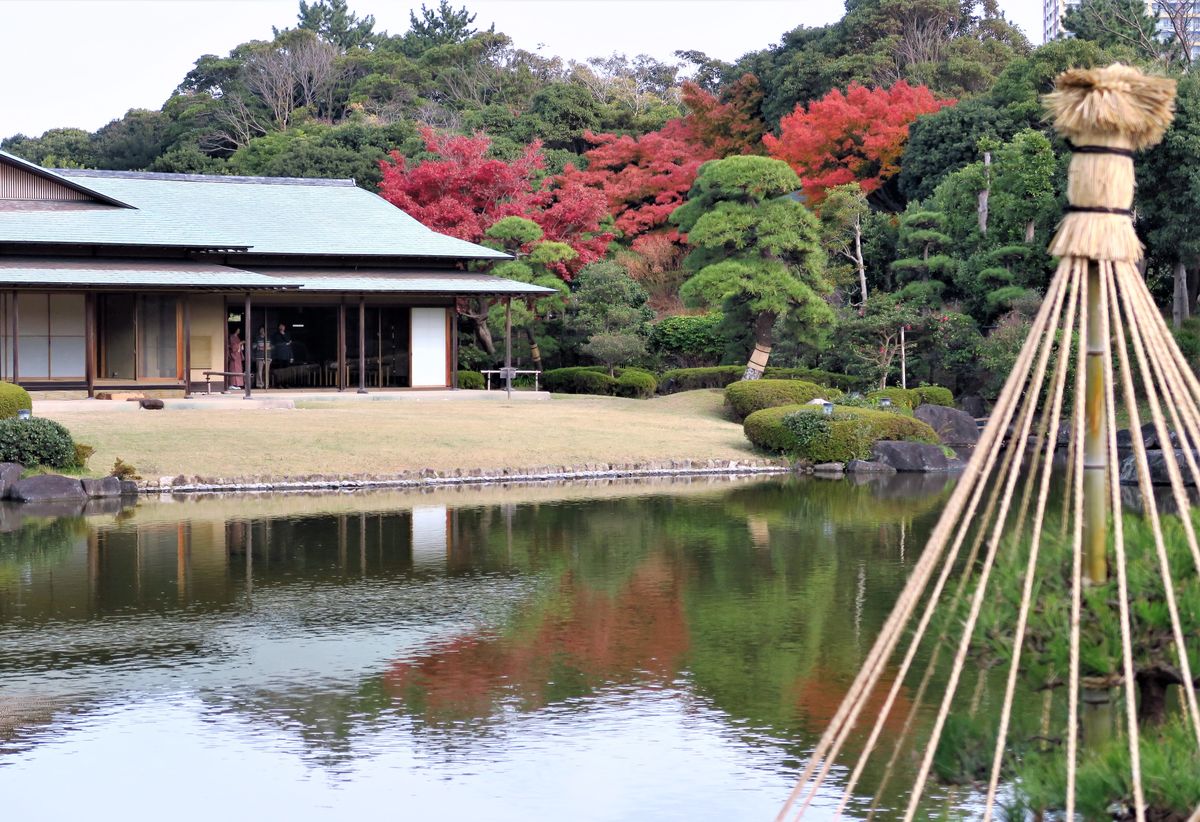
(253, 326, 270, 388)
(228, 328, 244, 390)
(271, 322, 293, 369)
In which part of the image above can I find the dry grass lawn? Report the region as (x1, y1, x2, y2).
(41, 390, 763, 480)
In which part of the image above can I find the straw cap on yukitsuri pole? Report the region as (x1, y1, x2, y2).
(1046, 63, 1176, 263)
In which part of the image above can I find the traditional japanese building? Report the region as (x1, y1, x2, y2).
(0, 150, 549, 395)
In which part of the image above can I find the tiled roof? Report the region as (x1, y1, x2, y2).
(251, 268, 557, 295)
(0, 258, 555, 295)
(0, 153, 508, 261)
(0, 257, 294, 289)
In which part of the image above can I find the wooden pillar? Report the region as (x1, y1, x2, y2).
(182, 294, 192, 398)
(337, 301, 347, 391)
(243, 293, 252, 400)
(450, 310, 459, 389)
(357, 295, 367, 394)
(84, 292, 96, 398)
(10, 291, 17, 386)
(504, 297, 513, 398)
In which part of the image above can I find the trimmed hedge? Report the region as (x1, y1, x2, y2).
(0, 382, 31, 420)
(659, 365, 862, 394)
(867, 387, 917, 410)
(543, 367, 618, 395)
(0, 417, 77, 468)
(743, 404, 939, 462)
(724, 379, 843, 421)
(912, 385, 954, 407)
(456, 370, 485, 390)
(865, 385, 955, 409)
(615, 369, 658, 398)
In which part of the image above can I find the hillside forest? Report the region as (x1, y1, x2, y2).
(8, 0, 1200, 399)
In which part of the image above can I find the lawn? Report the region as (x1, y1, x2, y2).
(41, 390, 766, 481)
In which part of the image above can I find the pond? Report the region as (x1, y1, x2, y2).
(0, 474, 999, 820)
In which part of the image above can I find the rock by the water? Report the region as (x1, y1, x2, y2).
(8, 474, 87, 502)
(846, 459, 897, 474)
(0, 463, 22, 498)
(81, 476, 122, 498)
(813, 462, 844, 474)
(119, 480, 139, 496)
(1119, 449, 1197, 486)
(138, 398, 165, 410)
(1116, 423, 1179, 452)
(870, 441, 951, 472)
(914, 405, 980, 447)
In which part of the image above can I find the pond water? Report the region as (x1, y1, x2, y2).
(0, 474, 994, 820)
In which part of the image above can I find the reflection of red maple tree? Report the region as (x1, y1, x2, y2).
(384, 555, 690, 717)
(791, 665, 914, 740)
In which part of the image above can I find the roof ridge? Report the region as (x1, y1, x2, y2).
(55, 168, 358, 187)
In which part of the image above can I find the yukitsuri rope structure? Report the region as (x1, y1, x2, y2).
(777, 64, 1200, 822)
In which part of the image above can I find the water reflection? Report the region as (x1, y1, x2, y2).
(0, 475, 961, 820)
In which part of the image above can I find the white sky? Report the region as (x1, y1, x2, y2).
(0, 0, 1045, 138)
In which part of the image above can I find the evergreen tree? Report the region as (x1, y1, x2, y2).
(670, 156, 832, 379)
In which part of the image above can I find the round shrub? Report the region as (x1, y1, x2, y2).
(912, 385, 954, 407)
(867, 387, 917, 410)
(763, 367, 863, 392)
(615, 369, 657, 398)
(456, 370, 485, 390)
(0, 417, 77, 469)
(0, 382, 32, 419)
(743, 404, 939, 461)
(543, 367, 618, 395)
(724, 379, 843, 421)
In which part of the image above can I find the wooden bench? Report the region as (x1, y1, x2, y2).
(202, 371, 247, 394)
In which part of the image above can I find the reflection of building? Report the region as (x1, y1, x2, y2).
(1044, 0, 1200, 61)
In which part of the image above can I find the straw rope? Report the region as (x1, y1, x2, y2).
(775, 265, 1072, 822)
(778, 65, 1197, 821)
(1102, 261, 1147, 820)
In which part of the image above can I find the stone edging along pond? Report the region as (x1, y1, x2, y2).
(134, 458, 795, 495)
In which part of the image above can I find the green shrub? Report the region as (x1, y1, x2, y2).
(110, 458, 140, 481)
(659, 365, 862, 394)
(0, 417, 77, 468)
(456, 370, 485, 390)
(0, 382, 32, 419)
(649, 313, 726, 368)
(659, 365, 745, 392)
(615, 369, 657, 398)
(743, 404, 939, 461)
(724, 379, 842, 421)
(867, 387, 917, 410)
(543, 367, 618, 395)
(912, 385, 954, 407)
(73, 443, 95, 469)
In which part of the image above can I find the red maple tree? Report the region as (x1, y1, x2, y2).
(764, 81, 953, 207)
(378, 127, 611, 277)
(564, 118, 717, 242)
(680, 73, 767, 158)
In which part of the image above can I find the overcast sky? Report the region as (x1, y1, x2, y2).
(0, 0, 1045, 138)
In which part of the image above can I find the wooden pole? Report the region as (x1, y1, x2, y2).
(11, 291, 18, 386)
(243, 294, 252, 400)
(84, 292, 96, 398)
(1084, 262, 1108, 583)
(182, 294, 192, 398)
(504, 297, 513, 400)
(337, 302, 346, 392)
(358, 295, 367, 394)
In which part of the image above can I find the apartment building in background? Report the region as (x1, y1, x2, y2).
(1043, 0, 1200, 60)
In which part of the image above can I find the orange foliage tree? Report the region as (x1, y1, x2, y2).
(764, 81, 953, 209)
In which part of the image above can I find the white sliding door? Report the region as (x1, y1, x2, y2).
(409, 307, 448, 387)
